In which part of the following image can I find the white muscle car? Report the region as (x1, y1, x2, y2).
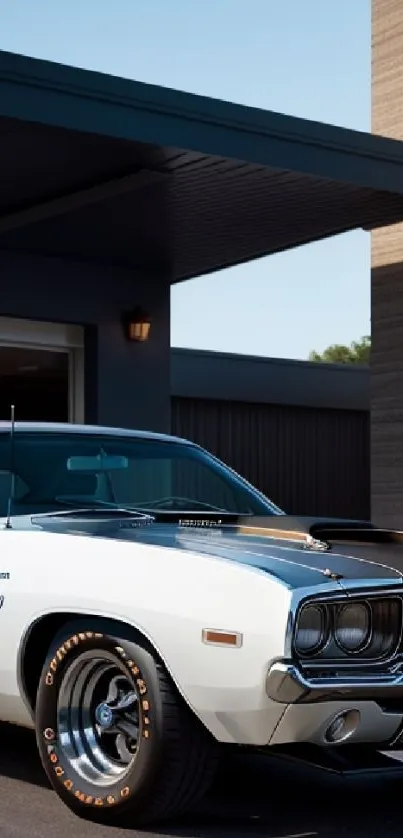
(1, 421, 403, 826)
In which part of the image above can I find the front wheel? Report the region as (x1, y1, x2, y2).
(35, 622, 218, 826)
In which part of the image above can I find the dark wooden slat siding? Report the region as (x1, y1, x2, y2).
(371, 0, 403, 527)
(171, 397, 370, 519)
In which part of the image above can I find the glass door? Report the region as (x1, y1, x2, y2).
(0, 317, 84, 423)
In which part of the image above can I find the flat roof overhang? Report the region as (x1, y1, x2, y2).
(1, 50, 403, 282)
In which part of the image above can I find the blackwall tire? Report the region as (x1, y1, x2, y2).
(35, 622, 218, 826)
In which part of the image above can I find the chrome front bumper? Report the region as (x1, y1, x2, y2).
(266, 660, 403, 704)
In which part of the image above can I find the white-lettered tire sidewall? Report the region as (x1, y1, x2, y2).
(36, 628, 165, 819)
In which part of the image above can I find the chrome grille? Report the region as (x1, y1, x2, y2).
(293, 592, 403, 667)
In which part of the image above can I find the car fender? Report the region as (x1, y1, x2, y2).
(10, 529, 292, 744)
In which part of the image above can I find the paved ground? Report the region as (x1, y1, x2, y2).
(0, 723, 402, 838)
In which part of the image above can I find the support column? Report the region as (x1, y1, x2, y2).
(371, 0, 403, 526)
(84, 278, 171, 433)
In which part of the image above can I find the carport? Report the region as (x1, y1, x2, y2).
(0, 49, 403, 432)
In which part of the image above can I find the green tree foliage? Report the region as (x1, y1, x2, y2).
(308, 335, 371, 365)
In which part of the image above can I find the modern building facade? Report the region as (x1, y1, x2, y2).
(0, 50, 403, 430)
(0, 42, 400, 523)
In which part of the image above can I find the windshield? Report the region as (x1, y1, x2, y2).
(0, 432, 283, 518)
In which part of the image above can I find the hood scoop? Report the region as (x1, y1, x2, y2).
(296, 517, 403, 547)
(230, 515, 403, 582)
(234, 514, 403, 547)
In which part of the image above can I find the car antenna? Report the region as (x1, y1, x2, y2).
(5, 404, 16, 530)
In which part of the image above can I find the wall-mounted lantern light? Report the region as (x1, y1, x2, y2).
(123, 307, 151, 342)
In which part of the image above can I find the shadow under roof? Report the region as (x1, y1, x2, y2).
(1, 49, 403, 282)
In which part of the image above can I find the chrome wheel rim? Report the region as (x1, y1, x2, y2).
(57, 651, 140, 787)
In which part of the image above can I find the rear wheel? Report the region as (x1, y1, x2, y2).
(35, 622, 218, 826)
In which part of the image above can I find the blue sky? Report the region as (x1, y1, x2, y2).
(0, 0, 371, 359)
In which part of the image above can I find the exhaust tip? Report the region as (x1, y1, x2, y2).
(324, 709, 361, 744)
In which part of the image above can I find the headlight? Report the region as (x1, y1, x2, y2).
(295, 604, 328, 655)
(334, 602, 371, 653)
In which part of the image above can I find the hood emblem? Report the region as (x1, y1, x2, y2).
(179, 519, 223, 529)
(304, 534, 330, 553)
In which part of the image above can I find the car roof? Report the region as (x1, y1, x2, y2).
(0, 421, 192, 446)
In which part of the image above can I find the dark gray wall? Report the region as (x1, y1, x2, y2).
(171, 397, 370, 519)
(171, 350, 370, 519)
(0, 251, 171, 432)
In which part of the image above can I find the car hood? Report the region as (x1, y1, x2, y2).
(121, 521, 403, 589)
(23, 510, 403, 590)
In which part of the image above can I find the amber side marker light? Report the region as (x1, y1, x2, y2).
(202, 629, 243, 648)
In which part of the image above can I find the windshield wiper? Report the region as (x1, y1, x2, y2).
(51, 507, 146, 517)
(55, 495, 231, 514)
(131, 496, 229, 513)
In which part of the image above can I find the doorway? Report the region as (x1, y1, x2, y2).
(0, 347, 69, 422)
